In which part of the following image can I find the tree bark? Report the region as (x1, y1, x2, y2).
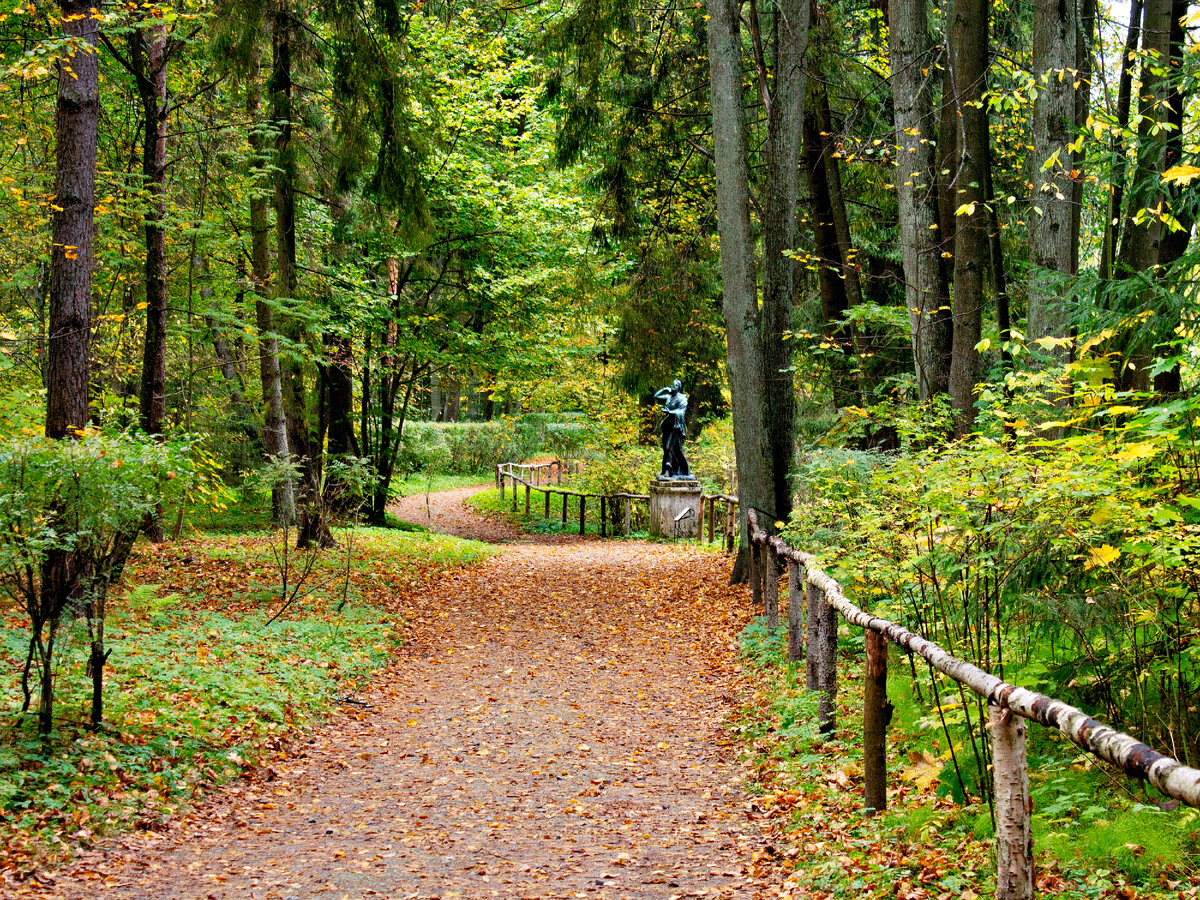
(759, 0, 809, 525)
(46, 0, 101, 440)
(132, 23, 169, 436)
(1099, 0, 1143, 280)
(1027, 0, 1078, 348)
(947, 0, 989, 432)
(991, 706, 1034, 900)
(889, 0, 952, 399)
(706, 0, 780, 580)
(247, 39, 295, 525)
(863, 629, 889, 813)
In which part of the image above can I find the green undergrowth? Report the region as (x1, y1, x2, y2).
(0, 525, 491, 874)
(735, 617, 1200, 899)
(388, 471, 493, 498)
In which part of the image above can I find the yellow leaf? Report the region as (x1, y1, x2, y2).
(1161, 164, 1200, 185)
(1084, 544, 1120, 570)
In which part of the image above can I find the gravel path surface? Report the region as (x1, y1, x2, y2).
(30, 486, 780, 900)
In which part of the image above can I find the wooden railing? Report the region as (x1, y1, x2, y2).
(496, 462, 738, 545)
(745, 508, 1200, 900)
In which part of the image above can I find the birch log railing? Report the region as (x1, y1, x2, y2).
(745, 509, 1200, 900)
(496, 462, 739, 544)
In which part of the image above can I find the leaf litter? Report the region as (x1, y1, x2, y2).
(19, 487, 795, 899)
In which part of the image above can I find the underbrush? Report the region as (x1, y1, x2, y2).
(735, 617, 1200, 900)
(0, 526, 491, 874)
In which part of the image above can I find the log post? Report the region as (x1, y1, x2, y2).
(819, 584, 838, 733)
(499, 470, 505, 500)
(623, 497, 631, 535)
(763, 543, 779, 630)
(562, 492, 568, 526)
(749, 541, 763, 614)
(787, 559, 804, 662)
(992, 705, 1034, 900)
(863, 629, 889, 814)
(725, 501, 736, 554)
(524, 483, 531, 516)
(805, 577, 821, 691)
(511, 478, 518, 511)
(600, 496, 607, 537)
(496, 465, 501, 490)
(707, 498, 716, 543)
(579, 496, 586, 535)
(544, 489, 551, 518)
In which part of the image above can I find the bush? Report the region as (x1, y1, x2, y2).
(0, 432, 194, 734)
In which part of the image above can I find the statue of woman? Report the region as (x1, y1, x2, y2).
(654, 380, 693, 480)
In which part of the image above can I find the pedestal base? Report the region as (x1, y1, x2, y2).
(649, 479, 702, 539)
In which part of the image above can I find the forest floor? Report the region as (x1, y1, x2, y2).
(23, 485, 790, 899)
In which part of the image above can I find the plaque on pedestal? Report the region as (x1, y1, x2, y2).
(649, 478, 702, 539)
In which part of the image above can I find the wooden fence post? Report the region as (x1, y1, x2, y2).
(787, 559, 803, 662)
(805, 578, 837, 733)
(623, 497, 631, 535)
(749, 541, 763, 614)
(562, 493, 568, 526)
(544, 489, 551, 518)
(511, 478, 518, 511)
(600, 497, 607, 537)
(805, 577, 821, 691)
(992, 705, 1034, 900)
(863, 629, 889, 813)
(524, 484, 531, 516)
(579, 496, 586, 535)
(763, 543, 779, 630)
(725, 501, 736, 554)
(499, 471, 505, 500)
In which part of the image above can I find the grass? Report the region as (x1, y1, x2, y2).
(181, 471, 494, 534)
(0, 525, 491, 874)
(734, 616, 1200, 899)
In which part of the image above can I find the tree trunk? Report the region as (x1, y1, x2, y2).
(1100, 0, 1143, 280)
(889, 0, 952, 400)
(706, 0, 781, 581)
(1027, 0, 1078, 348)
(991, 706, 1034, 900)
(759, 0, 809, 525)
(947, 0, 989, 433)
(247, 40, 295, 525)
(271, 2, 329, 547)
(46, 0, 101, 441)
(133, 24, 168, 436)
(327, 334, 357, 458)
(804, 96, 856, 408)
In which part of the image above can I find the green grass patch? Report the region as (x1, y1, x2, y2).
(0, 525, 491, 872)
(389, 471, 493, 498)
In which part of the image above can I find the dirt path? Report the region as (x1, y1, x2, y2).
(36, 487, 779, 899)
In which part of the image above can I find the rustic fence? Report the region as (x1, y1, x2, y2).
(496, 462, 739, 546)
(745, 508, 1200, 900)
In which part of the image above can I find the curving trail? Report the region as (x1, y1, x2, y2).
(33, 486, 782, 900)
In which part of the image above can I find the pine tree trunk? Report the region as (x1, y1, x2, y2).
(247, 41, 295, 525)
(948, 0, 989, 433)
(133, 24, 168, 436)
(1027, 0, 1078, 348)
(759, 0, 808, 525)
(46, 0, 100, 440)
(706, 0, 779, 581)
(889, 0, 952, 400)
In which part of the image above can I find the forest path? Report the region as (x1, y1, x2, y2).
(42, 486, 782, 900)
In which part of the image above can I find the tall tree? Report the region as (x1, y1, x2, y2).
(46, 1, 101, 440)
(1026, 0, 1079, 347)
(947, 0, 989, 431)
(707, 0, 811, 577)
(889, 0, 952, 399)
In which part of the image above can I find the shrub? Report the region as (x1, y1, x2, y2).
(0, 432, 193, 734)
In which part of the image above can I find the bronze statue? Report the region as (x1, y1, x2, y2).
(654, 380, 693, 480)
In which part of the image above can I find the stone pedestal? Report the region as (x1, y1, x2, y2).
(649, 478, 702, 539)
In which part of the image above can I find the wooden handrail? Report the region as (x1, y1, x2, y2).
(745, 507, 1200, 900)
